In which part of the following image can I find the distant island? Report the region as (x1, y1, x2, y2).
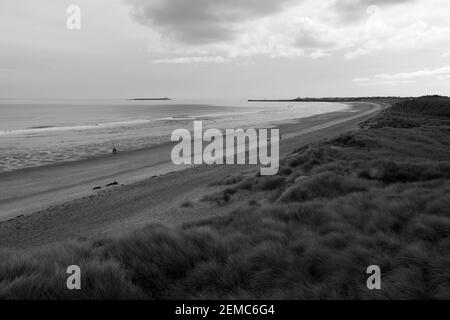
(130, 97, 171, 101)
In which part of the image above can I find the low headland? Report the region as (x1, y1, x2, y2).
(248, 96, 413, 103)
(129, 97, 171, 101)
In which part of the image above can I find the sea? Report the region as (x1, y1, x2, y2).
(0, 99, 350, 173)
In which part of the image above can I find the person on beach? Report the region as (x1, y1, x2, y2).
(112, 147, 117, 155)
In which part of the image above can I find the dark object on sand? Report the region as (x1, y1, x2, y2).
(106, 181, 119, 187)
(112, 148, 117, 155)
(93, 186, 102, 190)
(130, 97, 171, 101)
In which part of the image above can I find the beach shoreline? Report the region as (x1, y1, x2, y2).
(0, 100, 350, 173)
(0, 101, 384, 249)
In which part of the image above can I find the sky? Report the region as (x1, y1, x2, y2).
(1, 0, 450, 99)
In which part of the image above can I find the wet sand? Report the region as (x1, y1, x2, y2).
(0, 102, 384, 249)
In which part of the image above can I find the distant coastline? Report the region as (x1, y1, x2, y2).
(248, 96, 415, 103)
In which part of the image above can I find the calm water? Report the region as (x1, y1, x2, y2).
(0, 99, 349, 172)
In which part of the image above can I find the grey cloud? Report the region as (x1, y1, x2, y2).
(128, 0, 294, 44)
(334, 0, 416, 22)
(295, 33, 335, 50)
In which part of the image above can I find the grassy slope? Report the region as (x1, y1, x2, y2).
(1, 97, 450, 299)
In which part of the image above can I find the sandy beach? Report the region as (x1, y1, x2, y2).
(0, 102, 383, 249)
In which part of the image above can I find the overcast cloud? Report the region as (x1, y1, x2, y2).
(129, 0, 294, 44)
(0, 0, 449, 98)
(127, 0, 450, 60)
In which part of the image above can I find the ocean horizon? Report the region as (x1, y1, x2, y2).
(0, 99, 349, 172)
